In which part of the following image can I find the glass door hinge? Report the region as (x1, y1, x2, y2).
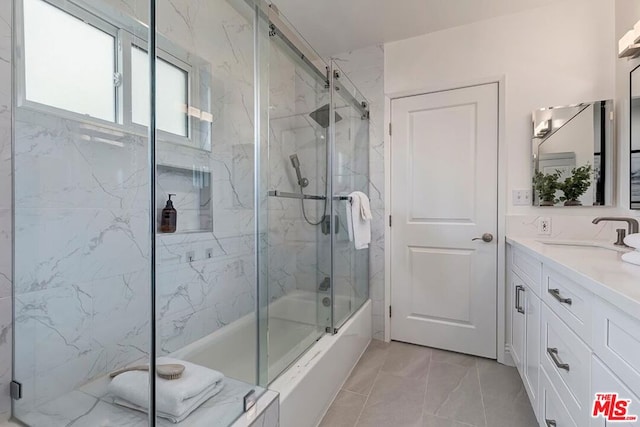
(10, 381, 22, 400)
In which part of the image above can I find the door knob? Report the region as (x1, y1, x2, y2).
(472, 233, 494, 243)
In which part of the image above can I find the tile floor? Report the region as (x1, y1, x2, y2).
(319, 340, 538, 427)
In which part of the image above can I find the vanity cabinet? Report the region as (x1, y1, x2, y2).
(507, 242, 640, 427)
(508, 246, 541, 418)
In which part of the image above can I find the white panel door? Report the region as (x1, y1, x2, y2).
(390, 84, 498, 358)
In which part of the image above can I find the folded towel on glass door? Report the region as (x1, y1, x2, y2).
(108, 357, 225, 423)
(347, 191, 372, 250)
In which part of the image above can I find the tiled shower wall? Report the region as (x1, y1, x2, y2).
(332, 45, 385, 340)
(0, 0, 12, 419)
(7, 0, 264, 412)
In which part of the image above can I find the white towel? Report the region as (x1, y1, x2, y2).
(346, 191, 372, 250)
(624, 233, 640, 249)
(108, 357, 225, 423)
(622, 251, 640, 266)
(113, 381, 224, 423)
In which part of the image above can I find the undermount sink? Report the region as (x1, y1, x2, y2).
(536, 240, 629, 253)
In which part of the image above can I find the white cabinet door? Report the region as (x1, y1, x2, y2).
(511, 271, 526, 374)
(524, 287, 540, 419)
(591, 356, 640, 426)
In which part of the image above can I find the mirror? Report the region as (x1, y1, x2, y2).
(531, 100, 614, 207)
(631, 66, 640, 209)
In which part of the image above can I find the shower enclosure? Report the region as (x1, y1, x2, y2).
(9, 0, 370, 424)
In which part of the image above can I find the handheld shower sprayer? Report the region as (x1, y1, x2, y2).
(289, 154, 309, 188)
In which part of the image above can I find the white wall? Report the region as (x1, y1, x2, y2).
(385, 0, 627, 216)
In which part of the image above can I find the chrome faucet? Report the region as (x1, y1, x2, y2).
(592, 217, 640, 246)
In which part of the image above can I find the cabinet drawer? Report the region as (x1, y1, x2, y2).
(541, 304, 591, 426)
(592, 299, 640, 397)
(540, 367, 578, 427)
(512, 247, 542, 296)
(543, 266, 593, 344)
(591, 355, 640, 426)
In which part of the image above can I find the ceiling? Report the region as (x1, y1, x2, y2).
(271, 0, 563, 56)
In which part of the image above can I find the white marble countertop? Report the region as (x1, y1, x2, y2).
(506, 237, 640, 319)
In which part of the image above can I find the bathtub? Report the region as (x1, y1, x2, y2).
(173, 291, 372, 427)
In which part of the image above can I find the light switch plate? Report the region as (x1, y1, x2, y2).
(538, 217, 552, 235)
(512, 189, 532, 206)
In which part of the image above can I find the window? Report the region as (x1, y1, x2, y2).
(131, 46, 189, 137)
(23, 0, 117, 122)
(19, 0, 207, 145)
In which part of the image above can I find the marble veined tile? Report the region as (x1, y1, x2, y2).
(0, 297, 12, 418)
(356, 372, 425, 427)
(423, 361, 486, 427)
(14, 207, 150, 293)
(0, 209, 11, 299)
(16, 373, 260, 427)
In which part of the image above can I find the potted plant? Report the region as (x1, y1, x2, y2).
(533, 170, 561, 206)
(558, 164, 593, 206)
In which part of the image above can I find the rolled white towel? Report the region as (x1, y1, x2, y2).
(622, 251, 640, 266)
(623, 233, 640, 249)
(109, 357, 224, 422)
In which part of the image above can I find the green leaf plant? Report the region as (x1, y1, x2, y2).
(533, 170, 561, 206)
(558, 164, 592, 206)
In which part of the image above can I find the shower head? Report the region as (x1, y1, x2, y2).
(289, 154, 309, 188)
(309, 104, 342, 129)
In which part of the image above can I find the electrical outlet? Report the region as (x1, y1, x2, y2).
(512, 189, 532, 206)
(538, 217, 552, 235)
(186, 251, 195, 263)
(205, 248, 213, 259)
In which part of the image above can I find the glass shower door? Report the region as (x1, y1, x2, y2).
(330, 61, 370, 330)
(12, 0, 153, 423)
(264, 14, 331, 383)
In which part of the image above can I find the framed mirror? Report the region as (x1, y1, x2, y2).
(631, 65, 640, 209)
(531, 100, 614, 207)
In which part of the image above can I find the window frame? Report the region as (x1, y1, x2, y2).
(16, 0, 121, 127)
(15, 0, 211, 151)
(126, 38, 194, 142)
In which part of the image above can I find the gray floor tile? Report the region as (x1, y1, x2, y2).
(356, 372, 426, 427)
(422, 414, 474, 427)
(320, 344, 538, 427)
(431, 348, 478, 367)
(424, 361, 486, 426)
(380, 341, 431, 379)
(319, 390, 367, 427)
(477, 358, 537, 427)
(343, 341, 391, 395)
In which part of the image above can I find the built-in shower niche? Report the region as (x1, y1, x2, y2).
(156, 164, 213, 234)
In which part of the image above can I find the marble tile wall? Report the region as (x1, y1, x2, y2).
(0, 0, 12, 420)
(332, 45, 385, 339)
(506, 213, 640, 240)
(8, 0, 264, 414)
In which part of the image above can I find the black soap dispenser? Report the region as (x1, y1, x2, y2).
(160, 194, 177, 233)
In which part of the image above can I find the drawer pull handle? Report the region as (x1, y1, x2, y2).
(545, 420, 557, 427)
(548, 288, 572, 305)
(547, 347, 570, 371)
(515, 285, 525, 314)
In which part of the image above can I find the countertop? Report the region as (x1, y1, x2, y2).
(506, 237, 640, 319)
